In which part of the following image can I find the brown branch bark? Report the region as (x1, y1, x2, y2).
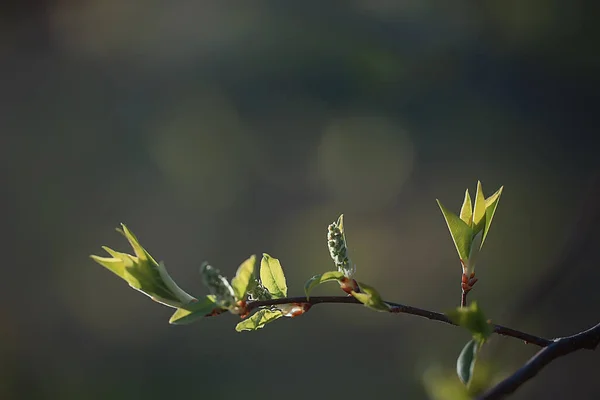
(477, 322, 600, 400)
(246, 296, 552, 347)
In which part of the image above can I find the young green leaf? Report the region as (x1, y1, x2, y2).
(304, 270, 345, 299)
(235, 309, 284, 332)
(472, 181, 487, 231)
(91, 224, 195, 308)
(351, 282, 390, 312)
(457, 338, 480, 386)
(481, 186, 503, 249)
(459, 189, 473, 226)
(446, 302, 493, 342)
(260, 254, 287, 299)
(231, 255, 256, 300)
(169, 296, 219, 325)
(437, 200, 474, 262)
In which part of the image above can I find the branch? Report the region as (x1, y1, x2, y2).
(461, 291, 468, 307)
(477, 322, 600, 400)
(246, 296, 552, 347)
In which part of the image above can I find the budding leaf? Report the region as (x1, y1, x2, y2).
(260, 254, 287, 299)
(351, 281, 390, 312)
(169, 296, 219, 325)
(246, 277, 272, 301)
(201, 263, 237, 308)
(473, 181, 487, 231)
(90, 224, 195, 308)
(457, 338, 480, 386)
(446, 302, 493, 343)
(481, 186, 503, 248)
(437, 200, 474, 262)
(459, 189, 473, 226)
(231, 255, 256, 301)
(327, 214, 355, 278)
(304, 270, 345, 299)
(235, 309, 284, 332)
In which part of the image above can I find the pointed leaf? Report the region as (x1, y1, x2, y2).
(457, 339, 480, 386)
(485, 186, 503, 208)
(304, 271, 345, 298)
(437, 200, 474, 262)
(472, 181, 486, 231)
(91, 225, 193, 308)
(481, 186, 503, 248)
(260, 254, 287, 299)
(90, 251, 130, 281)
(351, 282, 390, 312)
(231, 255, 256, 300)
(169, 296, 219, 325)
(119, 224, 159, 266)
(235, 309, 284, 332)
(459, 189, 473, 226)
(446, 302, 493, 342)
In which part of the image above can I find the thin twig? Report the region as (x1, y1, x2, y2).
(477, 322, 600, 400)
(461, 291, 468, 307)
(246, 296, 552, 347)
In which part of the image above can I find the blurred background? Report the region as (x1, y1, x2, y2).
(1, 1, 599, 399)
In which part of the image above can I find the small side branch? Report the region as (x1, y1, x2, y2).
(246, 296, 551, 347)
(477, 322, 600, 400)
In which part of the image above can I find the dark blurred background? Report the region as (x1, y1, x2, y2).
(1, 1, 599, 399)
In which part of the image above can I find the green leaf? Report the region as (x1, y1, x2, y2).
(437, 200, 474, 262)
(459, 189, 473, 226)
(90, 248, 131, 281)
(169, 296, 219, 325)
(472, 181, 487, 231)
(457, 339, 480, 386)
(231, 255, 256, 301)
(481, 186, 503, 248)
(304, 270, 344, 298)
(260, 254, 287, 299)
(91, 224, 195, 308)
(351, 282, 390, 312)
(446, 302, 493, 342)
(235, 309, 284, 332)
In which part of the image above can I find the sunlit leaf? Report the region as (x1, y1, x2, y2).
(304, 270, 344, 299)
(169, 296, 219, 325)
(459, 189, 473, 226)
(235, 309, 284, 332)
(481, 186, 503, 248)
(231, 255, 256, 301)
(437, 200, 474, 262)
(457, 339, 480, 386)
(446, 302, 493, 342)
(91, 224, 195, 308)
(260, 254, 287, 299)
(351, 281, 390, 312)
(472, 181, 487, 231)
